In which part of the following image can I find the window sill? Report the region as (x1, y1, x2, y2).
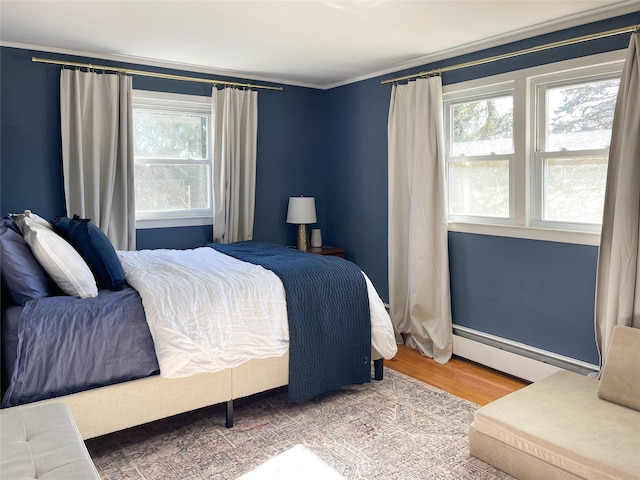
(447, 222, 600, 246)
(136, 216, 213, 230)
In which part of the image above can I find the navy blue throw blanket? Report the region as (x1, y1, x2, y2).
(208, 241, 371, 401)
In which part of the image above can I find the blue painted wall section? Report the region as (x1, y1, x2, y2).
(1, 47, 66, 219)
(325, 77, 390, 301)
(449, 233, 599, 363)
(253, 84, 328, 246)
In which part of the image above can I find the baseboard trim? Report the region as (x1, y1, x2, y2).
(452, 326, 598, 382)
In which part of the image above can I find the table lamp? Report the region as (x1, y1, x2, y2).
(287, 196, 317, 251)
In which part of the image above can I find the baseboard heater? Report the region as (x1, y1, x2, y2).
(452, 325, 599, 383)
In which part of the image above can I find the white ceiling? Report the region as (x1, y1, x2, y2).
(1, 1, 639, 88)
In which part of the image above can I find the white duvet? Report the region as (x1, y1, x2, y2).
(118, 247, 397, 378)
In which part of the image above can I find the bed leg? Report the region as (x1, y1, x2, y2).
(374, 358, 384, 381)
(225, 400, 234, 428)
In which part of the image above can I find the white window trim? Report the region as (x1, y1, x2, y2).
(132, 90, 213, 229)
(443, 49, 626, 245)
(531, 68, 620, 233)
(136, 216, 213, 230)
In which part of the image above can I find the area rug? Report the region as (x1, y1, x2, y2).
(86, 368, 514, 479)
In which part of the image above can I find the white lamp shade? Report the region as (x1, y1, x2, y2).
(287, 196, 317, 224)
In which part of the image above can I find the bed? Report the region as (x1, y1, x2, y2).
(0, 212, 397, 439)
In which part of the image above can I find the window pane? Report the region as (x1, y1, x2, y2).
(448, 160, 510, 217)
(135, 164, 210, 212)
(133, 111, 207, 159)
(543, 156, 607, 224)
(545, 79, 619, 151)
(451, 96, 513, 156)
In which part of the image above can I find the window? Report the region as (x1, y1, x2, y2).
(534, 76, 619, 229)
(445, 90, 514, 222)
(132, 91, 213, 228)
(443, 51, 625, 244)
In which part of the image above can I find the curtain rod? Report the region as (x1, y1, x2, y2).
(31, 57, 283, 91)
(381, 24, 639, 85)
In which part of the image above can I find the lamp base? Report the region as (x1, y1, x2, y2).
(296, 224, 308, 252)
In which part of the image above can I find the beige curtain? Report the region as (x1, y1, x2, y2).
(60, 70, 135, 250)
(388, 77, 453, 364)
(595, 32, 640, 368)
(212, 87, 258, 244)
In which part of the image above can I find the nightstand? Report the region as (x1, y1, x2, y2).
(308, 246, 346, 258)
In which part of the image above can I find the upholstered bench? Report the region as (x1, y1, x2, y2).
(469, 326, 640, 480)
(0, 402, 100, 479)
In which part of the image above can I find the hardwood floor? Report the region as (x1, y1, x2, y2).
(385, 344, 529, 406)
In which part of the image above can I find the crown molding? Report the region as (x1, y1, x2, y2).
(0, 41, 325, 90)
(3, 1, 638, 91)
(326, 1, 640, 89)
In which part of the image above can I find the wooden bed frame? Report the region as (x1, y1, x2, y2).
(10, 350, 384, 439)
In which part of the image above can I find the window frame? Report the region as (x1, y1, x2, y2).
(444, 83, 515, 225)
(132, 90, 213, 229)
(443, 50, 626, 246)
(531, 69, 622, 233)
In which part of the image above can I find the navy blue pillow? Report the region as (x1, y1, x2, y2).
(52, 216, 126, 291)
(0, 225, 56, 305)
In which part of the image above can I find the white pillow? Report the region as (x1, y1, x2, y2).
(21, 219, 98, 298)
(11, 209, 53, 232)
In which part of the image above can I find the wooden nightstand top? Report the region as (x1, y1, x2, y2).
(308, 246, 346, 258)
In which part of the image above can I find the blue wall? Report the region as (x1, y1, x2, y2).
(0, 47, 327, 250)
(2, 11, 638, 365)
(325, 77, 390, 300)
(448, 233, 599, 362)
